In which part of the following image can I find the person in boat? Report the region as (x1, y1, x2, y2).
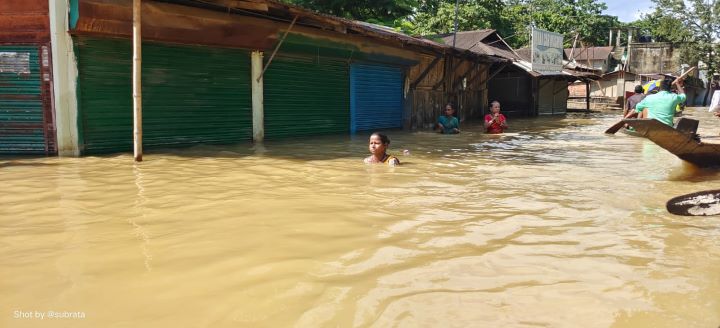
(624, 85, 646, 117)
(484, 100, 508, 134)
(624, 78, 686, 127)
(364, 132, 400, 166)
(436, 103, 460, 134)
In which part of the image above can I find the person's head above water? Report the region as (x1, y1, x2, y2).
(365, 132, 400, 166)
(490, 100, 501, 114)
(444, 103, 455, 117)
(369, 132, 390, 145)
(368, 132, 390, 156)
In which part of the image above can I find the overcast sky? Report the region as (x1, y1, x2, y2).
(602, 0, 655, 22)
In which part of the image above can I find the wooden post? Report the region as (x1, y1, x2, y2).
(251, 51, 264, 142)
(585, 80, 590, 112)
(133, 0, 142, 161)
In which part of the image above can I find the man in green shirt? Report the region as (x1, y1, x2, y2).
(626, 78, 686, 126)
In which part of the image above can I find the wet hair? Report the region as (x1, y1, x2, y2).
(370, 132, 390, 145)
(660, 78, 673, 91)
(634, 85, 644, 93)
(490, 100, 501, 108)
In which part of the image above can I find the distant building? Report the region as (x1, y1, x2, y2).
(435, 29, 596, 116)
(564, 46, 615, 73)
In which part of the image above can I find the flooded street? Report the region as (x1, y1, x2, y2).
(2, 108, 720, 327)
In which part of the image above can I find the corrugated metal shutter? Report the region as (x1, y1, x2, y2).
(552, 80, 568, 115)
(0, 45, 46, 154)
(75, 37, 252, 154)
(538, 78, 554, 115)
(350, 63, 403, 133)
(263, 54, 349, 139)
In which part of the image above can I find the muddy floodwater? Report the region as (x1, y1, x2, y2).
(2, 108, 720, 327)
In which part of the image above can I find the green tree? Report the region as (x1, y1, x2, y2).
(502, 0, 622, 48)
(634, 0, 720, 103)
(403, 0, 513, 38)
(282, 0, 417, 26)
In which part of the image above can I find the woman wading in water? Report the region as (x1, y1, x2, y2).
(364, 132, 400, 166)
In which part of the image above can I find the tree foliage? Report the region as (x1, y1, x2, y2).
(403, 0, 513, 38)
(283, 0, 418, 25)
(633, 0, 719, 85)
(501, 0, 621, 48)
(283, 0, 622, 48)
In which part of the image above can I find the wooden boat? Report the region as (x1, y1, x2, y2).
(619, 127, 644, 137)
(622, 118, 720, 167)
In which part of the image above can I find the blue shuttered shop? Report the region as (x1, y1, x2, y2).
(74, 37, 252, 154)
(350, 63, 403, 133)
(0, 45, 53, 154)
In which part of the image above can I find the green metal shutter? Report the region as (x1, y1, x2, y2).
(75, 37, 252, 154)
(263, 54, 349, 139)
(0, 45, 46, 154)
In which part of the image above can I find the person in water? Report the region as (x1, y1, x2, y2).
(436, 103, 460, 134)
(484, 100, 507, 134)
(624, 85, 646, 117)
(364, 132, 400, 166)
(624, 78, 686, 126)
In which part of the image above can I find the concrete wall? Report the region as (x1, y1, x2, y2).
(628, 43, 680, 74)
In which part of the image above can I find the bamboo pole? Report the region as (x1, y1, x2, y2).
(133, 0, 142, 161)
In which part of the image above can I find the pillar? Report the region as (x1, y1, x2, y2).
(251, 51, 264, 142)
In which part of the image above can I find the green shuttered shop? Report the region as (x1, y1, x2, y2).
(263, 54, 350, 139)
(0, 45, 47, 154)
(74, 37, 252, 154)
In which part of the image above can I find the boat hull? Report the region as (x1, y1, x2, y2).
(622, 118, 720, 167)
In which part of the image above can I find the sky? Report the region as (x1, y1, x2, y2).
(602, 0, 655, 22)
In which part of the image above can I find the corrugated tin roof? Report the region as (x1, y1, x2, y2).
(564, 46, 614, 61)
(432, 29, 520, 60)
(175, 0, 507, 62)
(435, 29, 496, 49)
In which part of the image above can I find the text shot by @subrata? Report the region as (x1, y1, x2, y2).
(485, 100, 508, 134)
(363, 132, 400, 166)
(436, 103, 460, 134)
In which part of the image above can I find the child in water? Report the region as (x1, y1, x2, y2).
(364, 132, 400, 166)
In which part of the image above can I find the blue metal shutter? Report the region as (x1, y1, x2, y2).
(350, 63, 403, 133)
(0, 45, 46, 154)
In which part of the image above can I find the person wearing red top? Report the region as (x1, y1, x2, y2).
(484, 101, 507, 134)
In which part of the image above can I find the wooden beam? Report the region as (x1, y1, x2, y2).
(474, 62, 508, 87)
(585, 81, 590, 112)
(432, 57, 452, 90)
(410, 55, 441, 89)
(133, 0, 142, 162)
(453, 62, 478, 91)
(257, 15, 298, 83)
(225, 0, 269, 11)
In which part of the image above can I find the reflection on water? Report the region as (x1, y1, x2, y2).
(2, 108, 720, 327)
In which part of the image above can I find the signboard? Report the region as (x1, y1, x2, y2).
(531, 27, 563, 74)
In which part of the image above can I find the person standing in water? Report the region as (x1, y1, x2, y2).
(624, 85, 646, 117)
(625, 78, 686, 126)
(484, 100, 507, 134)
(436, 103, 460, 134)
(364, 132, 400, 166)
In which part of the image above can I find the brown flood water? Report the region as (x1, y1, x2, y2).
(2, 108, 720, 327)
